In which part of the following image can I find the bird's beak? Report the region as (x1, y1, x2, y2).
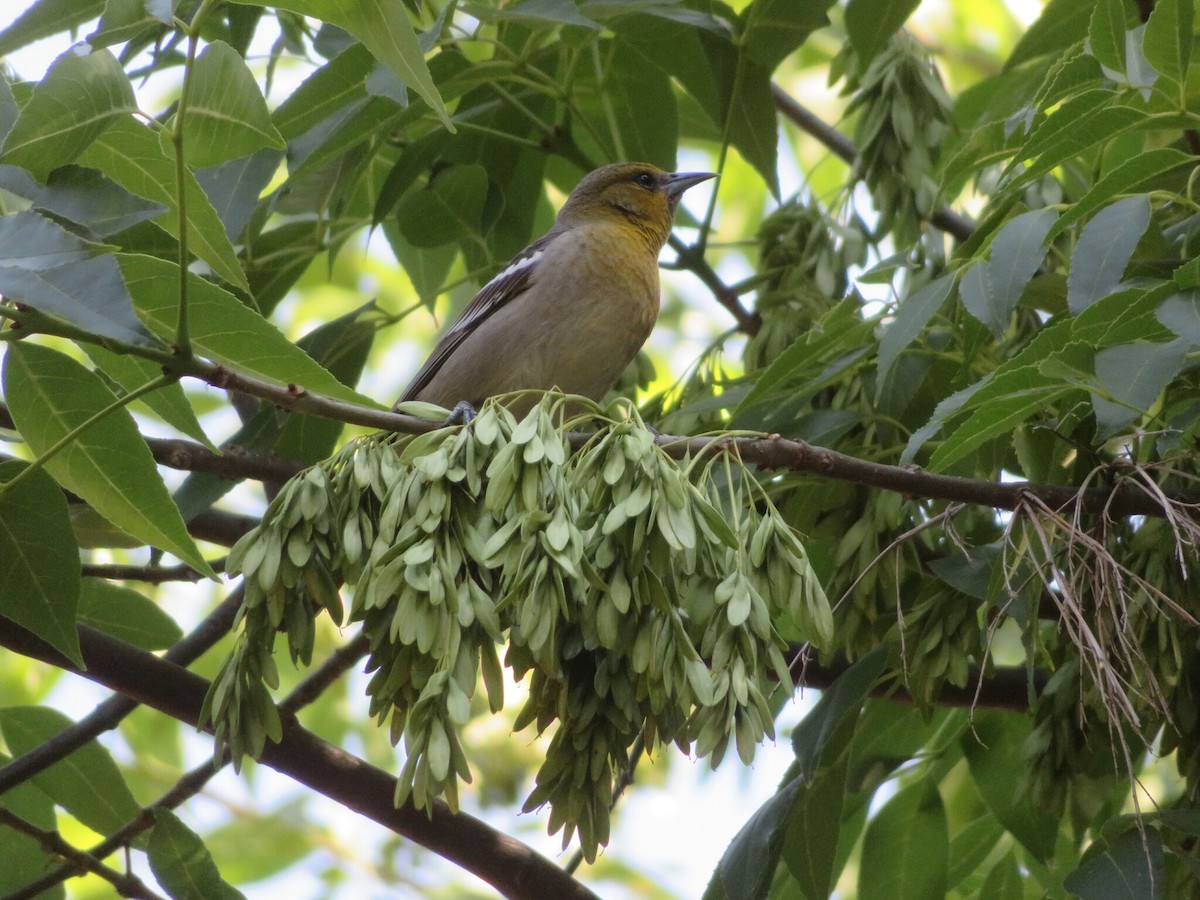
(663, 171, 718, 204)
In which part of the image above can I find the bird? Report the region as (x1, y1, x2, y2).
(395, 163, 717, 417)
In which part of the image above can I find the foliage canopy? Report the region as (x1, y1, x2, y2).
(1, 0, 1200, 897)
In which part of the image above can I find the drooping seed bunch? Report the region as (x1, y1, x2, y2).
(207, 394, 831, 861)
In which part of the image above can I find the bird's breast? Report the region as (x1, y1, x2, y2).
(526, 225, 661, 395)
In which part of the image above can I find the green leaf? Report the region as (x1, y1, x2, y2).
(1143, 0, 1193, 87)
(792, 649, 887, 778)
(928, 547, 999, 601)
(849, 704, 954, 789)
(960, 208, 1057, 337)
(0, 79, 17, 148)
(230, 0, 453, 131)
(929, 365, 1074, 472)
(699, 30, 779, 197)
(396, 164, 488, 248)
(195, 149, 284, 242)
(1073, 284, 1177, 347)
(77, 578, 183, 651)
(493, 0, 600, 28)
(962, 710, 1060, 861)
(0, 0, 105, 57)
(88, 0, 173, 48)
(1157, 289, 1200, 344)
(876, 274, 956, 396)
(1046, 148, 1193, 242)
(1031, 46, 1104, 111)
(0, 765, 62, 897)
(781, 751, 851, 900)
(243, 221, 330, 314)
(182, 41, 285, 168)
(175, 299, 377, 520)
(737, 297, 875, 416)
(1008, 91, 1147, 187)
(606, 42, 678, 171)
(0, 208, 97, 270)
(1087, 0, 1128, 75)
(0, 706, 141, 835)
(78, 117, 250, 292)
(1123, 24, 1158, 93)
(0, 46, 135, 180)
(904, 307, 1085, 463)
(1092, 338, 1189, 437)
(85, 344, 213, 446)
(1005, 0, 1092, 71)
(611, 13, 724, 132)
(978, 852, 1025, 900)
(148, 809, 247, 900)
(0, 250, 162, 349)
(389, 232, 457, 306)
(0, 460, 82, 667)
(0, 163, 167, 237)
(1063, 825, 1163, 900)
(195, 801, 317, 884)
(117, 253, 383, 408)
(172, 405, 280, 522)
(742, 0, 833, 72)
(3, 342, 216, 578)
(844, 0, 920, 70)
(1066, 195, 1151, 314)
(272, 43, 373, 141)
(948, 816, 1006, 890)
(858, 779, 948, 900)
(704, 650, 885, 900)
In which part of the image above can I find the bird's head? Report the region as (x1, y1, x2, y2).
(556, 163, 717, 244)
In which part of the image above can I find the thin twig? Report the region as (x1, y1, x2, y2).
(0, 808, 166, 900)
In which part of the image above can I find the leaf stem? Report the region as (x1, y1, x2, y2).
(168, 0, 219, 358)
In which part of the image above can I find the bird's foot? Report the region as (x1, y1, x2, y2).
(444, 400, 479, 426)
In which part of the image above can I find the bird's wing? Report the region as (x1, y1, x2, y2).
(397, 231, 556, 404)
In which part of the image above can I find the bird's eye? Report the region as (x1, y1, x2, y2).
(635, 171, 655, 188)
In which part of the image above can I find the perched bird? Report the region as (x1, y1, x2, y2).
(396, 163, 717, 415)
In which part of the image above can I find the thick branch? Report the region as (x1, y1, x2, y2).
(791, 650, 1043, 711)
(683, 433, 1194, 520)
(0, 588, 243, 795)
(148, 435, 306, 483)
(186, 508, 258, 546)
(80, 560, 222, 583)
(15, 624, 375, 898)
(176, 361, 1198, 520)
(0, 617, 599, 900)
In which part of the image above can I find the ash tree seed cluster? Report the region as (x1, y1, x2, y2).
(206, 393, 831, 861)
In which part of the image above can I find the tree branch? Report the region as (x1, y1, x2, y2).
(790, 650, 1043, 711)
(14, 619, 374, 898)
(0, 617, 600, 900)
(174, 361, 1197, 520)
(186, 508, 258, 546)
(667, 235, 760, 335)
(80, 560, 223, 583)
(0, 808, 166, 900)
(0, 587, 243, 795)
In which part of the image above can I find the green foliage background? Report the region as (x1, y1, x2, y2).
(1, 0, 1200, 897)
